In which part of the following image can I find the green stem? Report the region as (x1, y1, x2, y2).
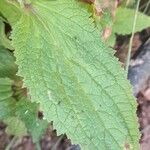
(51, 135, 64, 150)
(143, 0, 150, 14)
(5, 136, 17, 150)
(126, 0, 130, 6)
(125, 0, 141, 75)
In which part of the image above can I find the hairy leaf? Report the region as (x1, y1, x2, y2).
(0, 0, 21, 25)
(11, 0, 139, 149)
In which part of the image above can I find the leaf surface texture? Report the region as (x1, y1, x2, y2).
(11, 0, 140, 149)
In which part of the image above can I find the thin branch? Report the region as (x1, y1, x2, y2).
(126, 0, 131, 7)
(5, 136, 17, 150)
(143, 0, 150, 14)
(125, 0, 141, 75)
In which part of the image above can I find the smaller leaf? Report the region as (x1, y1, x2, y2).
(0, 47, 17, 79)
(114, 7, 150, 35)
(0, 78, 15, 119)
(107, 7, 150, 46)
(0, 0, 21, 25)
(0, 78, 48, 142)
(16, 97, 48, 143)
(4, 117, 27, 137)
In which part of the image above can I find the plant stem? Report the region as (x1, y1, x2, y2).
(5, 136, 17, 150)
(51, 135, 64, 150)
(125, 0, 141, 75)
(126, 0, 130, 6)
(143, 0, 150, 14)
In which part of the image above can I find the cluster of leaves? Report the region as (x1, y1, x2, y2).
(0, 46, 48, 143)
(0, 8, 48, 144)
(0, 0, 149, 149)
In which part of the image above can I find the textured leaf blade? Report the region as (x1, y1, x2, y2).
(12, 0, 139, 149)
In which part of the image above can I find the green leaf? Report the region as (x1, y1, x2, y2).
(16, 97, 48, 143)
(0, 0, 21, 25)
(0, 45, 47, 142)
(0, 47, 17, 79)
(0, 20, 14, 50)
(11, 0, 139, 149)
(4, 117, 27, 137)
(107, 7, 150, 46)
(114, 7, 150, 35)
(0, 78, 15, 119)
